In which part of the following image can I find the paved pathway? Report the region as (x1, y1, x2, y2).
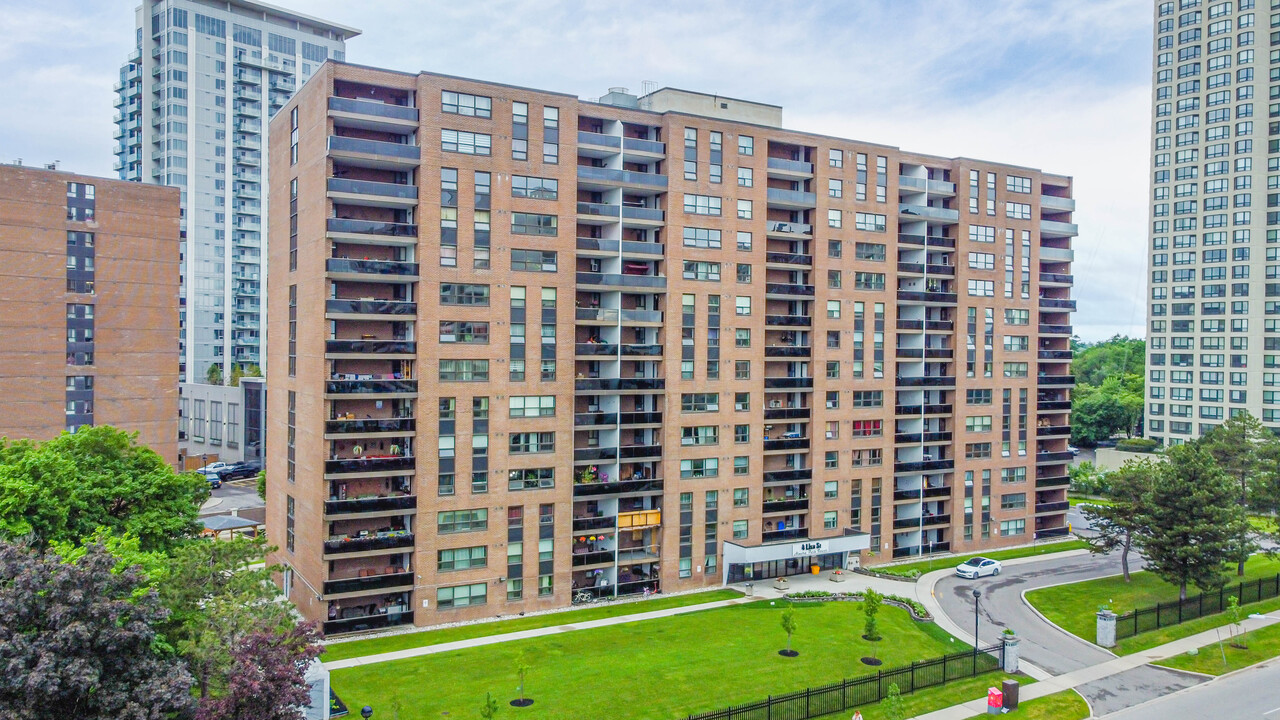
(324, 594, 755, 670)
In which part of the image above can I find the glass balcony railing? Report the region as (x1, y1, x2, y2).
(325, 299, 417, 316)
(325, 418, 416, 434)
(576, 165, 668, 188)
(325, 456, 415, 474)
(328, 135, 420, 161)
(577, 130, 621, 148)
(328, 96, 419, 122)
(766, 157, 814, 174)
(766, 188, 817, 206)
(622, 136, 665, 154)
(763, 468, 811, 483)
(326, 218, 418, 238)
(325, 340, 416, 354)
(325, 379, 417, 394)
(324, 496, 416, 516)
(322, 570, 414, 595)
(327, 177, 418, 201)
(322, 532, 414, 554)
(326, 258, 420, 277)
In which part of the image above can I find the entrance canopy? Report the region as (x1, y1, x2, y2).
(722, 532, 870, 583)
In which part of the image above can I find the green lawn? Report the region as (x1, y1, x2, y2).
(1068, 495, 1114, 508)
(1115, 594, 1280, 654)
(1025, 554, 1280, 653)
(964, 689, 1088, 720)
(332, 600, 965, 719)
(1248, 515, 1278, 534)
(1153, 616, 1280, 675)
(323, 588, 742, 662)
(870, 540, 1090, 579)
(812, 674, 1036, 720)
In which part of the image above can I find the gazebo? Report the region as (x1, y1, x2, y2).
(201, 514, 261, 541)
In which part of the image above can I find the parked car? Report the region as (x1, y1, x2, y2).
(955, 557, 1002, 579)
(195, 461, 231, 474)
(1068, 446, 1080, 456)
(217, 460, 262, 481)
(197, 469, 223, 489)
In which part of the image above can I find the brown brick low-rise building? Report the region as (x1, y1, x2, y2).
(267, 62, 1075, 634)
(0, 164, 181, 459)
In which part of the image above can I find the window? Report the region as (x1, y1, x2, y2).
(683, 227, 721, 248)
(1005, 309, 1030, 325)
(738, 167, 753, 186)
(827, 300, 841, 319)
(824, 511, 838, 530)
(438, 546, 487, 571)
(733, 488, 749, 507)
(852, 391, 882, 407)
(442, 91, 492, 117)
(439, 359, 489, 382)
(825, 481, 839, 500)
(968, 280, 995, 296)
(855, 213, 886, 232)
(734, 456, 749, 475)
(738, 135, 753, 155)
(734, 392, 750, 411)
(737, 200, 753, 220)
(510, 249, 558, 272)
(512, 175, 558, 199)
(735, 296, 751, 315)
(1003, 362, 1028, 378)
(735, 361, 751, 380)
(510, 212, 557, 236)
(439, 321, 489, 343)
(999, 519, 1026, 537)
(1005, 176, 1031, 193)
(437, 583, 486, 609)
(966, 442, 992, 459)
(855, 242, 886, 261)
(509, 432, 555, 454)
(508, 468, 554, 490)
(681, 393, 719, 412)
(854, 272, 885, 290)
(438, 509, 488, 534)
(440, 284, 490, 306)
(734, 424, 749, 443)
(683, 261, 721, 281)
(828, 209, 842, 228)
(735, 329, 750, 348)
(441, 129, 491, 155)
(966, 389, 992, 405)
(509, 396, 555, 417)
(684, 194, 722, 215)
(1000, 493, 1027, 511)
(851, 420, 882, 437)
(680, 458, 719, 478)
(681, 426, 719, 446)
(966, 416, 993, 432)
(968, 252, 995, 270)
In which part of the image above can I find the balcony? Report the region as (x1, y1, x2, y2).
(1039, 272, 1073, 285)
(1036, 399, 1072, 411)
(326, 218, 419, 241)
(762, 528, 809, 543)
(1040, 195, 1075, 212)
(572, 550, 617, 567)
(764, 345, 811, 358)
(622, 136, 665, 155)
(893, 515, 950, 529)
(762, 498, 810, 513)
(763, 377, 813, 389)
(765, 283, 816, 297)
(328, 96, 419, 127)
(618, 510, 662, 529)
(1036, 451, 1075, 463)
(766, 221, 813, 238)
(325, 456, 415, 475)
(325, 379, 417, 396)
(898, 204, 959, 223)
(577, 130, 621, 150)
(618, 444, 663, 460)
(766, 157, 815, 177)
(766, 188, 818, 209)
(1039, 246, 1074, 263)
(896, 290, 957, 304)
(896, 319, 954, 332)
(325, 340, 416, 355)
(322, 571, 414, 596)
(574, 412, 617, 427)
(327, 178, 419, 208)
(326, 299, 417, 317)
(324, 496, 416, 516)
(1038, 324, 1073, 336)
(1040, 220, 1078, 238)
(893, 485, 951, 501)
(764, 407, 811, 420)
(328, 136, 420, 168)
(1038, 349, 1073, 360)
(572, 478, 664, 497)
(326, 258, 419, 281)
(620, 344, 663, 357)
(576, 165, 668, 189)
(573, 515, 617, 532)
(892, 542, 951, 559)
(763, 468, 812, 483)
(575, 237, 664, 256)
(765, 252, 814, 267)
(322, 532, 414, 555)
(763, 437, 811, 452)
(619, 411, 663, 425)
(765, 314, 811, 327)
(574, 447, 618, 462)
(896, 263, 955, 276)
(323, 611, 413, 636)
(576, 201, 665, 223)
(894, 459, 954, 473)
(1036, 475, 1071, 488)
(325, 418, 416, 435)
(898, 234, 956, 249)
(575, 343, 619, 357)
(895, 376, 955, 388)
(1035, 501, 1070, 514)
(1037, 374, 1075, 386)
(575, 307, 664, 324)
(894, 432, 953, 444)
(573, 378, 665, 392)
(898, 176, 957, 195)
(575, 272, 667, 290)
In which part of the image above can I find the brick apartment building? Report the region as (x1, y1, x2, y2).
(0, 164, 180, 459)
(266, 61, 1076, 634)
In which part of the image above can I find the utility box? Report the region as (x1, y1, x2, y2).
(1002, 679, 1020, 710)
(986, 688, 1003, 715)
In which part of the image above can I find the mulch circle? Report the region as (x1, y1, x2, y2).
(861, 634, 882, 641)
(778, 649, 800, 657)
(509, 699, 534, 707)
(861, 657, 883, 666)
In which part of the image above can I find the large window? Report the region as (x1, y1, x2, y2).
(681, 393, 719, 412)
(680, 458, 719, 478)
(509, 396, 555, 417)
(439, 321, 489, 343)
(437, 582, 487, 608)
(683, 194, 722, 216)
(439, 359, 489, 382)
(442, 91, 492, 117)
(441, 129, 492, 155)
(438, 546, 487, 571)
(440, 283, 490, 306)
(508, 468, 555, 490)
(511, 249, 557, 272)
(512, 175, 558, 200)
(511, 212, 557, 236)
(438, 509, 488, 534)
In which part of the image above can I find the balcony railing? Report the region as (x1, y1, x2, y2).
(762, 528, 809, 543)
(763, 468, 811, 483)
(327, 218, 419, 238)
(574, 447, 618, 462)
(1039, 272, 1074, 284)
(325, 379, 417, 395)
(619, 411, 663, 425)
(893, 485, 951, 501)
(766, 157, 815, 174)
(328, 135, 420, 161)
(1038, 297, 1076, 311)
(898, 204, 959, 222)
(893, 404, 953, 416)
(575, 272, 667, 289)
(1038, 349, 1074, 360)
(574, 412, 617, 427)
(764, 345, 812, 358)
(766, 188, 817, 207)
(326, 299, 417, 316)
(576, 165, 668, 188)
(1037, 374, 1075, 386)
(574, 378, 666, 391)
(1035, 501, 1070, 514)
(618, 444, 663, 459)
(763, 437, 810, 452)
(328, 96, 419, 122)
(325, 456, 416, 474)
(622, 136, 665, 154)
(894, 459, 954, 472)
(1037, 425, 1071, 437)
(898, 234, 956, 248)
(620, 343, 663, 356)
(326, 340, 416, 355)
(765, 283, 816, 296)
(572, 550, 617, 567)
(323, 610, 414, 636)
(322, 571, 414, 596)
(577, 130, 621, 149)
(327, 177, 419, 201)
(576, 201, 665, 222)
(766, 252, 814, 266)
(575, 343, 619, 356)
(1036, 475, 1071, 488)
(574, 307, 665, 324)
(762, 498, 810, 513)
(763, 377, 814, 389)
(1036, 451, 1075, 463)
(893, 515, 950, 529)
(325, 496, 416, 515)
(572, 478, 664, 497)
(765, 314, 811, 327)
(896, 291, 957, 304)
(894, 431, 953, 444)
(895, 376, 955, 388)
(618, 510, 662, 529)
(766, 221, 813, 236)
(764, 407, 811, 420)
(1036, 399, 1071, 411)
(322, 532, 414, 554)
(573, 515, 617, 532)
(575, 237, 664, 256)
(325, 417, 416, 435)
(1039, 324, 1073, 335)
(327, 258, 419, 277)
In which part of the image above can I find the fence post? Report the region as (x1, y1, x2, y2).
(910, 661, 916, 692)
(806, 687, 811, 718)
(942, 653, 948, 683)
(766, 695, 770, 720)
(1199, 592, 1203, 618)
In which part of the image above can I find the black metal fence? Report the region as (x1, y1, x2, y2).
(683, 643, 1005, 720)
(1114, 572, 1280, 640)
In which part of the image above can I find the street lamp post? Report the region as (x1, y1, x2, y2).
(360, 707, 373, 720)
(972, 588, 982, 657)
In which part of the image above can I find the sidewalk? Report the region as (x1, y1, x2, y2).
(912, 611, 1280, 719)
(324, 594, 755, 670)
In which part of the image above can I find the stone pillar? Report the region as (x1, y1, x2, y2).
(1096, 610, 1117, 648)
(1001, 634, 1020, 674)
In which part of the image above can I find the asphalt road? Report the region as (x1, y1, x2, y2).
(204, 477, 264, 515)
(932, 551, 1205, 714)
(1102, 658, 1280, 719)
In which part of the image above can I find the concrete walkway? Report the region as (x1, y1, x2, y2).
(912, 610, 1280, 719)
(324, 594, 756, 670)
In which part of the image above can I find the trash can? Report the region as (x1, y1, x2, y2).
(811, 564, 820, 575)
(745, 582, 754, 597)
(1001, 679, 1019, 710)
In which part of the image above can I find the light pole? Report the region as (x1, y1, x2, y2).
(360, 707, 373, 720)
(972, 588, 982, 654)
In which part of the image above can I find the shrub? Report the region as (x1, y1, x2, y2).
(1116, 437, 1160, 453)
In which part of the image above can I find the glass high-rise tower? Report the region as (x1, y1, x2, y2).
(114, 0, 358, 382)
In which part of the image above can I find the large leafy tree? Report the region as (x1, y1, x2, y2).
(1082, 458, 1157, 581)
(0, 426, 208, 552)
(0, 541, 195, 719)
(1140, 443, 1253, 600)
(1070, 390, 1130, 446)
(1069, 336, 1146, 445)
(195, 622, 323, 720)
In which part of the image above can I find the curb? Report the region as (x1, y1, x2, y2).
(1018, 585, 1119, 660)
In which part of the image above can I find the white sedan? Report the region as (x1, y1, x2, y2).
(955, 557, 1002, 579)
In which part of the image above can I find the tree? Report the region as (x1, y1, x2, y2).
(862, 589, 883, 641)
(206, 363, 223, 385)
(1140, 443, 1253, 600)
(779, 604, 798, 656)
(1201, 413, 1280, 575)
(1070, 336, 1146, 445)
(882, 682, 907, 720)
(1081, 459, 1157, 581)
(0, 541, 195, 719)
(512, 649, 532, 706)
(1069, 461, 1108, 497)
(479, 693, 500, 720)
(256, 471, 266, 502)
(1070, 390, 1129, 447)
(195, 622, 323, 720)
(228, 364, 261, 387)
(1225, 595, 1246, 649)
(0, 426, 209, 552)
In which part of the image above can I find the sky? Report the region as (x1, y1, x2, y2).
(0, 0, 1153, 342)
